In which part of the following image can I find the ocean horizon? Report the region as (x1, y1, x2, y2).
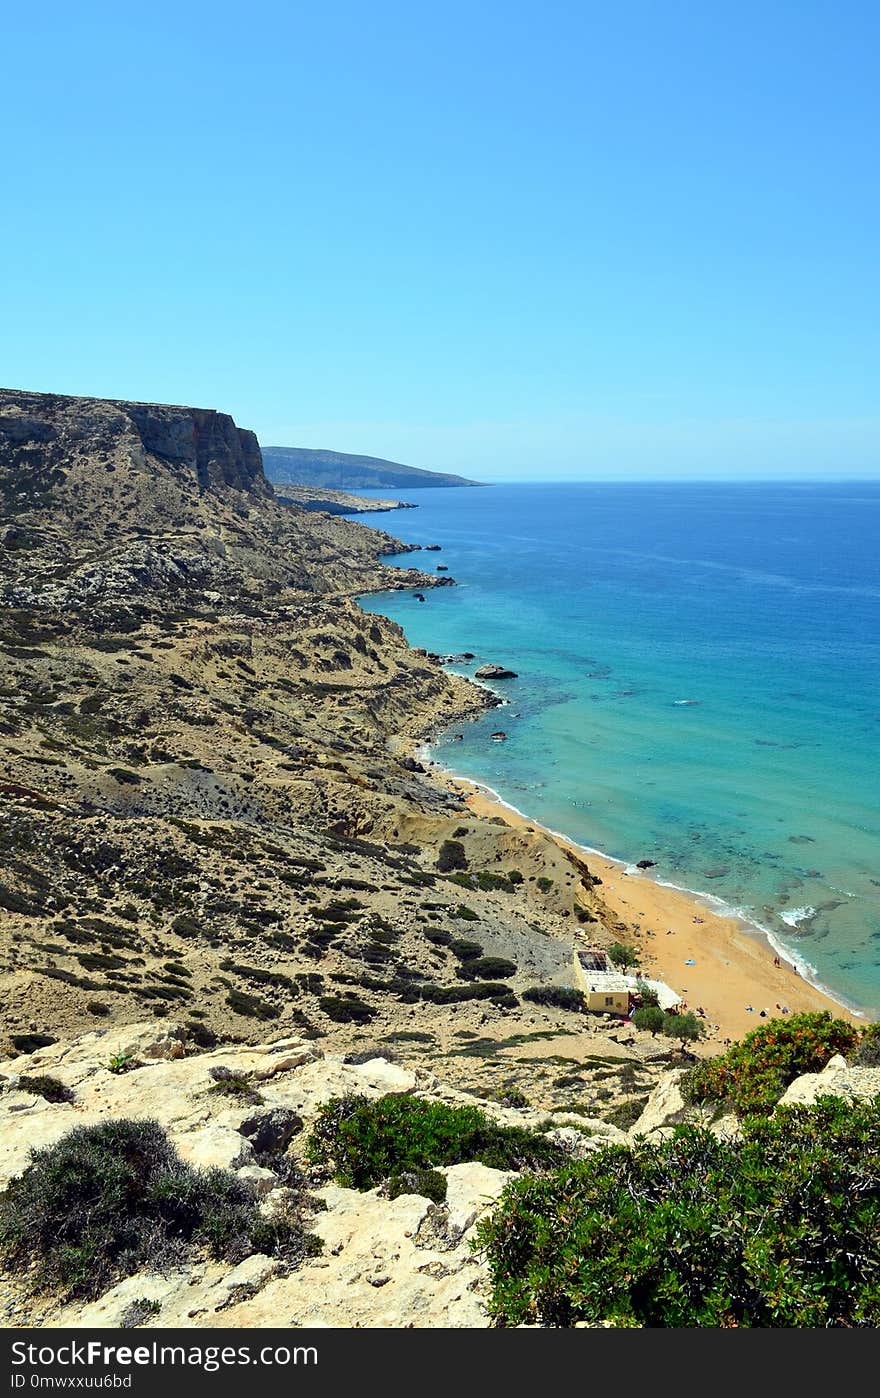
(359, 480, 880, 1020)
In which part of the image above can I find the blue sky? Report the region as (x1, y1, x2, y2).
(2, 1, 878, 480)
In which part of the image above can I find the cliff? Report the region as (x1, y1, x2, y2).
(0, 389, 440, 621)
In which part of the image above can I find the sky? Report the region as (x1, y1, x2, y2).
(2, 1, 878, 481)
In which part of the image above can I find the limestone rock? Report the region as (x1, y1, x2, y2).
(779, 1061, 880, 1109)
(629, 1069, 692, 1136)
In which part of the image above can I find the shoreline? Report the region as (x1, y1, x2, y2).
(420, 754, 866, 1045)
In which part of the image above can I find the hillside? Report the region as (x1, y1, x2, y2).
(2, 389, 878, 1332)
(0, 387, 633, 1085)
(262, 445, 481, 491)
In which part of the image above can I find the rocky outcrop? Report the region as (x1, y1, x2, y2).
(0, 1023, 616, 1328)
(778, 1055, 880, 1108)
(475, 664, 518, 680)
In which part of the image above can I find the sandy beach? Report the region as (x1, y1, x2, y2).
(436, 772, 863, 1047)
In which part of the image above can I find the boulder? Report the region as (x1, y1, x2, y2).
(238, 1107, 303, 1156)
(474, 664, 518, 680)
(779, 1059, 880, 1109)
(629, 1069, 692, 1136)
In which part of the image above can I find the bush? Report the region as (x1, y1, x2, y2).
(210, 1075, 264, 1105)
(632, 1005, 665, 1036)
(475, 1096, 880, 1327)
(681, 1011, 859, 1117)
(522, 985, 584, 1012)
(852, 1023, 880, 1067)
(318, 993, 376, 1024)
(449, 938, 483, 962)
(386, 1168, 448, 1204)
(17, 1075, 74, 1104)
(307, 1094, 566, 1189)
(437, 840, 468, 873)
(635, 982, 659, 1008)
(662, 1011, 704, 1050)
(607, 942, 641, 971)
(226, 988, 279, 1021)
(458, 957, 517, 980)
(0, 1119, 313, 1300)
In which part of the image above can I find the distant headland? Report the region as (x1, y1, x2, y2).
(261, 444, 483, 491)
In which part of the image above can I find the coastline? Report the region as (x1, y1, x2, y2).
(420, 756, 865, 1045)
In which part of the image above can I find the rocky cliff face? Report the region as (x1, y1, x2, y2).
(0, 390, 268, 517)
(0, 388, 441, 619)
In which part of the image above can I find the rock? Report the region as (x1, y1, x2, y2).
(545, 1126, 606, 1160)
(635, 859, 656, 870)
(474, 664, 518, 680)
(436, 565, 448, 571)
(442, 1162, 512, 1234)
(126, 1026, 188, 1061)
(425, 545, 442, 551)
(236, 1165, 280, 1197)
(238, 1108, 303, 1155)
(630, 1070, 691, 1136)
(779, 1062, 880, 1109)
(490, 731, 507, 741)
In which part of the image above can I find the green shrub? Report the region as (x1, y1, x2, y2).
(661, 1011, 704, 1049)
(226, 989, 279, 1021)
(386, 1168, 448, 1204)
(449, 938, 483, 962)
(459, 957, 517, 980)
(318, 993, 376, 1024)
(210, 1075, 264, 1105)
(632, 1005, 665, 1036)
(475, 1096, 880, 1327)
(536, 877, 553, 893)
(452, 904, 479, 921)
(307, 1094, 566, 1189)
(607, 942, 641, 971)
(0, 1119, 313, 1300)
(635, 981, 660, 1007)
(437, 840, 468, 872)
(603, 1096, 649, 1129)
(522, 986, 584, 1012)
(681, 1011, 859, 1117)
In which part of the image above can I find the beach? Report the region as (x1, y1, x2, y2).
(438, 772, 863, 1046)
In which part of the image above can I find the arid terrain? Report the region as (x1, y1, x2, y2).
(0, 389, 664, 1119)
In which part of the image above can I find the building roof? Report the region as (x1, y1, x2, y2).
(576, 949, 609, 972)
(581, 970, 681, 1010)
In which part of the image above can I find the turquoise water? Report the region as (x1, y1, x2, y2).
(358, 482, 880, 1018)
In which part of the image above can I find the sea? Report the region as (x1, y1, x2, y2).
(357, 481, 880, 1019)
